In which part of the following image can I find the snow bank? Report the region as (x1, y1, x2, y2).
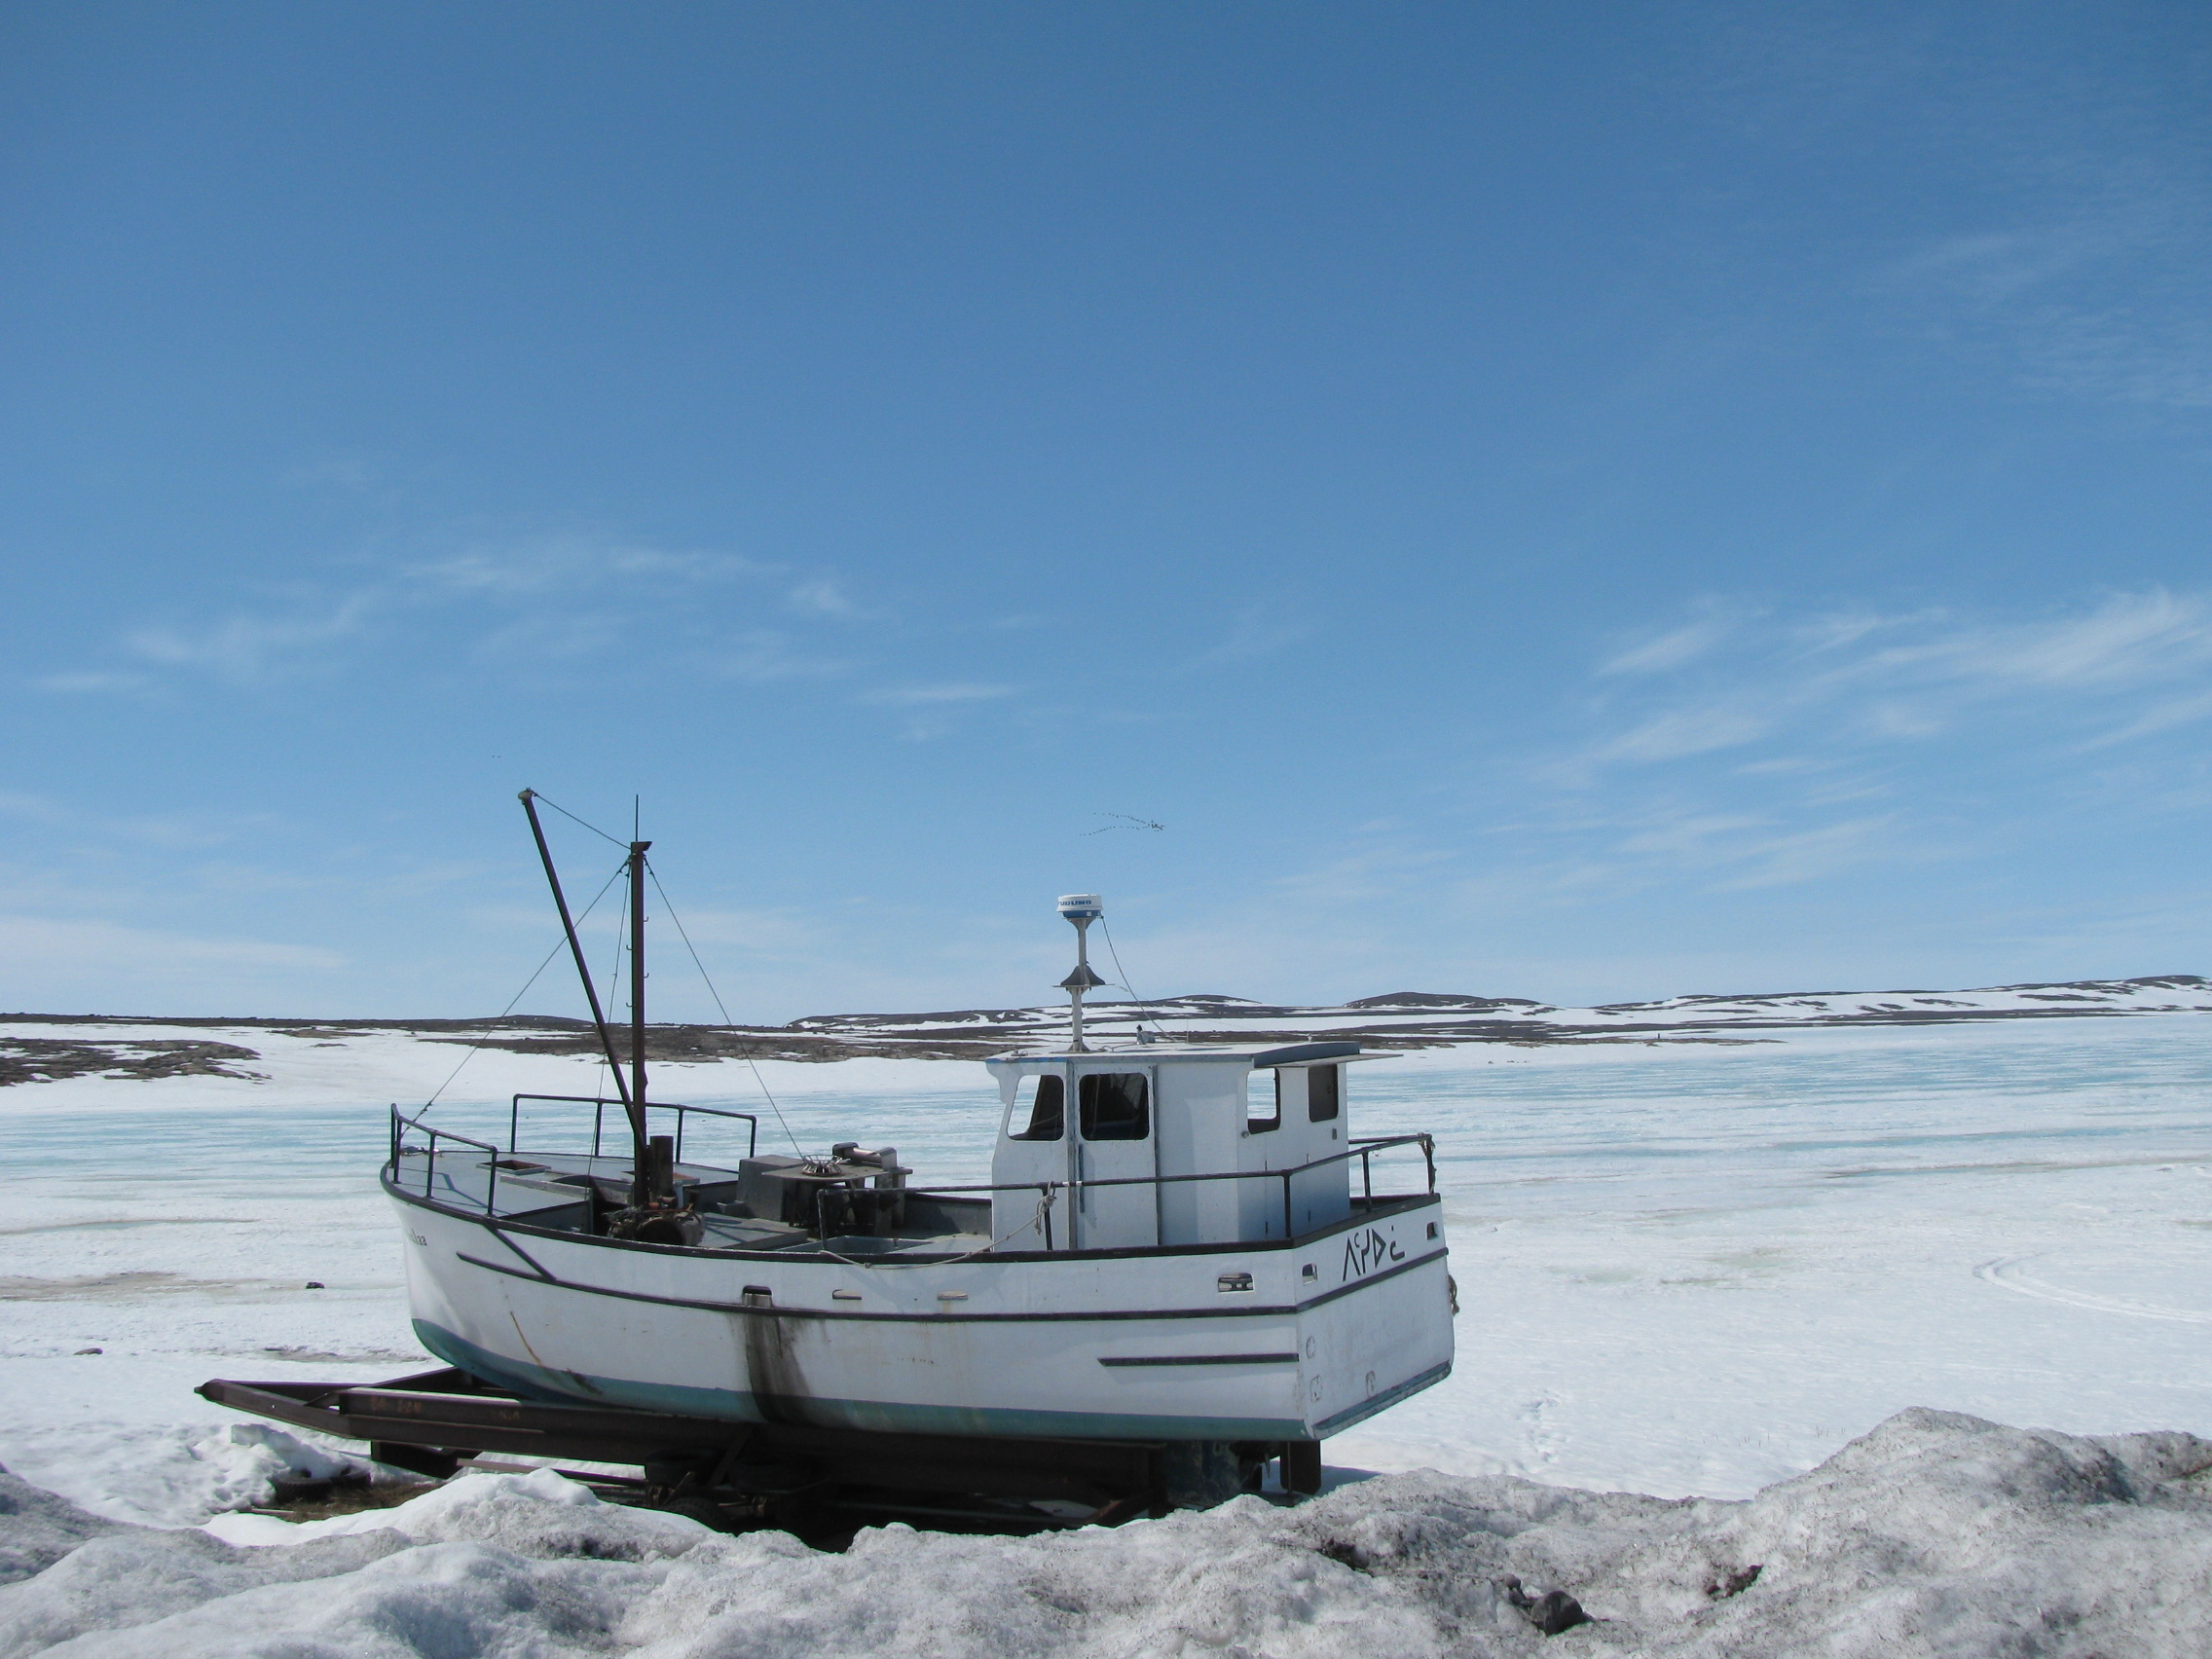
(200, 1466, 718, 1556)
(0, 1420, 376, 1532)
(0, 1472, 123, 1588)
(3, 1409, 2208, 1657)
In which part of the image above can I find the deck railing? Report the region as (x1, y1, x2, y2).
(886, 1131, 1438, 1249)
(388, 1098, 1434, 1249)
(387, 1097, 759, 1219)
(504, 1093, 760, 1164)
(388, 1108, 508, 1217)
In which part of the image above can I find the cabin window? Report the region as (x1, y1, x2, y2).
(1307, 1063, 1341, 1123)
(1009, 1074, 1065, 1141)
(1078, 1073, 1150, 1141)
(1246, 1068, 1280, 1133)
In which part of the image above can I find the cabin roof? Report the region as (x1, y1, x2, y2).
(983, 1040, 1360, 1070)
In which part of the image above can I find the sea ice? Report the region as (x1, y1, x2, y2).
(3, 1007, 2211, 1651)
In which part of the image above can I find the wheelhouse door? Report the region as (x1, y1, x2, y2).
(1285, 1062, 1352, 1234)
(991, 1069, 1072, 1250)
(1074, 1070, 1159, 1249)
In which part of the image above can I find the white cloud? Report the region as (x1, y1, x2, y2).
(2090, 687, 2212, 747)
(1858, 701, 1945, 740)
(864, 682, 1017, 707)
(1274, 841, 1456, 906)
(32, 671, 148, 694)
(62, 533, 867, 694)
(0, 793, 65, 824)
(471, 610, 628, 662)
(1592, 704, 1772, 764)
(702, 632, 849, 682)
(0, 914, 342, 977)
(1197, 605, 1310, 666)
(1504, 588, 2212, 910)
(123, 595, 376, 683)
(1581, 589, 2212, 776)
(787, 578, 858, 618)
(410, 538, 767, 598)
(1713, 816, 1898, 890)
(1599, 611, 1739, 675)
(1615, 812, 1769, 861)
(1878, 182, 2212, 411)
(1927, 590, 2212, 689)
(281, 452, 383, 492)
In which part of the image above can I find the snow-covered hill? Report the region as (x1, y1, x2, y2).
(5, 974, 2209, 1085)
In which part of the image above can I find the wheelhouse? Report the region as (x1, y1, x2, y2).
(986, 1041, 1382, 1250)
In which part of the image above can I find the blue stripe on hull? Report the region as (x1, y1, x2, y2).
(415, 1320, 1310, 1442)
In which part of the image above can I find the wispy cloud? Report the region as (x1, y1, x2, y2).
(470, 611, 628, 663)
(1489, 588, 2212, 904)
(1591, 704, 1773, 764)
(0, 913, 342, 975)
(1877, 191, 2212, 410)
(1878, 590, 2212, 690)
(1275, 839, 1456, 906)
(1713, 816, 1899, 890)
(864, 682, 1017, 707)
(59, 532, 867, 693)
(1599, 606, 1743, 675)
(1579, 589, 2212, 778)
(701, 631, 850, 683)
(408, 537, 768, 598)
(33, 671, 150, 694)
(1196, 604, 1310, 666)
(280, 452, 384, 492)
(122, 594, 377, 684)
(787, 578, 860, 618)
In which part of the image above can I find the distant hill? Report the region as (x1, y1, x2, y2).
(4, 976, 2207, 1081)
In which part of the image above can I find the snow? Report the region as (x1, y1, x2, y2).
(2, 1005, 2211, 1650)
(3, 1412, 2210, 1656)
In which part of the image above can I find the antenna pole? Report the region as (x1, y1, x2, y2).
(1071, 916, 1091, 1051)
(1056, 895, 1106, 1053)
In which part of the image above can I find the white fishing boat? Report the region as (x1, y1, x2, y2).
(386, 796, 1454, 1483)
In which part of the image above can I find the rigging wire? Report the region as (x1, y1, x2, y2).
(645, 862, 807, 1158)
(530, 792, 630, 850)
(593, 878, 630, 1107)
(421, 858, 630, 1111)
(1097, 915, 1166, 1043)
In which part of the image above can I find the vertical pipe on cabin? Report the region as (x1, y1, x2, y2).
(628, 839, 651, 1205)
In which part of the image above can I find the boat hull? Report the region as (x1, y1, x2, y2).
(390, 1180, 1452, 1442)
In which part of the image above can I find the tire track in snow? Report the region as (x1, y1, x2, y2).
(1975, 1254, 2212, 1323)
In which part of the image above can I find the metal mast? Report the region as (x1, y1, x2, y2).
(628, 834, 650, 1202)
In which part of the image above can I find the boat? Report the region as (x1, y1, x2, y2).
(384, 793, 1455, 1492)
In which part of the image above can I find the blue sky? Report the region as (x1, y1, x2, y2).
(3, 2, 2210, 1020)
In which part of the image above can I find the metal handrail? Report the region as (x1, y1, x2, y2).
(897, 1132, 1438, 1245)
(507, 1093, 759, 1161)
(389, 1107, 508, 1217)
(899, 1132, 1434, 1198)
(390, 1102, 1432, 1248)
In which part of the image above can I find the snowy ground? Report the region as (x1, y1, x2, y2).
(1, 1010, 2209, 1651)
(3, 1410, 2210, 1657)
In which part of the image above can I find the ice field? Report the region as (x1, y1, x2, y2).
(1, 1011, 2210, 1652)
